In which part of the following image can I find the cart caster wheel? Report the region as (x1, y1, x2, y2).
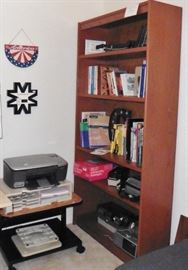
(76, 245, 85, 253)
(9, 267, 16, 270)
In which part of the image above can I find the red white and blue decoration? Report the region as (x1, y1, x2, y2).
(5, 44, 38, 68)
(7, 82, 38, 114)
(5, 28, 39, 68)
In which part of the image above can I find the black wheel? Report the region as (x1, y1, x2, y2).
(76, 245, 85, 253)
(9, 267, 16, 270)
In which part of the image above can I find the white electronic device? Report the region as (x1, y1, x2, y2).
(12, 223, 62, 257)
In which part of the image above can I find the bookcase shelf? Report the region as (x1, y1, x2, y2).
(76, 146, 142, 173)
(78, 94, 145, 103)
(93, 180, 140, 211)
(76, 212, 132, 262)
(79, 46, 147, 59)
(74, 0, 182, 261)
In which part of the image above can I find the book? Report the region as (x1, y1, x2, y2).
(88, 65, 94, 94)
(130, 121, 144, 163)
(136, 124, 144, 167)
(136, 25, 147, 47)
(110, 69, 119, 96)
(80, 121, 89, 148)
(142, 29, 147, 46)
(88, 65, 98, 95)
(126, 119, 144, 161)
(115, 70, 127, 96)
(98, 66, 113, 95)
(88, 115, 110, 148)
(106, 71, 114, 95)
(111, 124, 127, 156)
(134, 66, 142, 96)
(93, 65, 98, 95)
(138, 60, 147, 97)
(88, 66, 92, 94)
(121, 73, 135, 96)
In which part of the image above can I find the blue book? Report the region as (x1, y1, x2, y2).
(91, 66, 95, 95)
(139, 61, 146, 97)
(80, 122, 89, 148)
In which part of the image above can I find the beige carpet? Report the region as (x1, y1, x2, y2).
(0, 224, 123, 270)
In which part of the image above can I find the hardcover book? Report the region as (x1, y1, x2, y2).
(134, 66, 142, 97)
(121, 73, 136, 96)
(88, 115, 110, 148)
(98, 66, 113, 95)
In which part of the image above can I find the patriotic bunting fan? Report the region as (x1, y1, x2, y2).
(5, 44, 38, 68)
(4, 28, 39, 68)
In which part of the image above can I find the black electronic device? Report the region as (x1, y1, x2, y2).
(3, 153, 68, 188)
(107, 167, 128, 187)
(97, 202, 136, 233)
(117, 177, 141, 201)
(96, 40, 138, 51)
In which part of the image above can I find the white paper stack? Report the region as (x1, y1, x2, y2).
(40, 186, 70, 205)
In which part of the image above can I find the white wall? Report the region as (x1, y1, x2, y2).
(0, 0, 187, 240)
(0, 0, 105, 223)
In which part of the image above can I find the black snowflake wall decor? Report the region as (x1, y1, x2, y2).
(7, 82, 38, 114)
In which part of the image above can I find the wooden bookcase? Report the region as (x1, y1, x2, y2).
(73, 0, 182, 261)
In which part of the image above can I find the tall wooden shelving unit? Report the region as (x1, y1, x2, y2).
(74, 0, 182, 261)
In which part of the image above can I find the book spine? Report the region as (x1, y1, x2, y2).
(93, 65, 98, 95)
(91, 66, 95, 95)
(120, 73, 127, 95)
(88, 66, 92, 94)
(80, 121, 89, 148)
(106, 72, 114, 95)
(111, 70, 118, 96)
(138, 61, 146, 97)
(99, 66, 109, 95)
(136, 124, 144, 167)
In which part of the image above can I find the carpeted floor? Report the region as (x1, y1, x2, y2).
(0, 224, 123, 270)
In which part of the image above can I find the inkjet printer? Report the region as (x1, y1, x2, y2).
(3, 153, 68, 189)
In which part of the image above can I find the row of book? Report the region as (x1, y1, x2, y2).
(88, 60, 146, 98)
(80, 111, 144, 167)
(110, 119, 144, 167)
